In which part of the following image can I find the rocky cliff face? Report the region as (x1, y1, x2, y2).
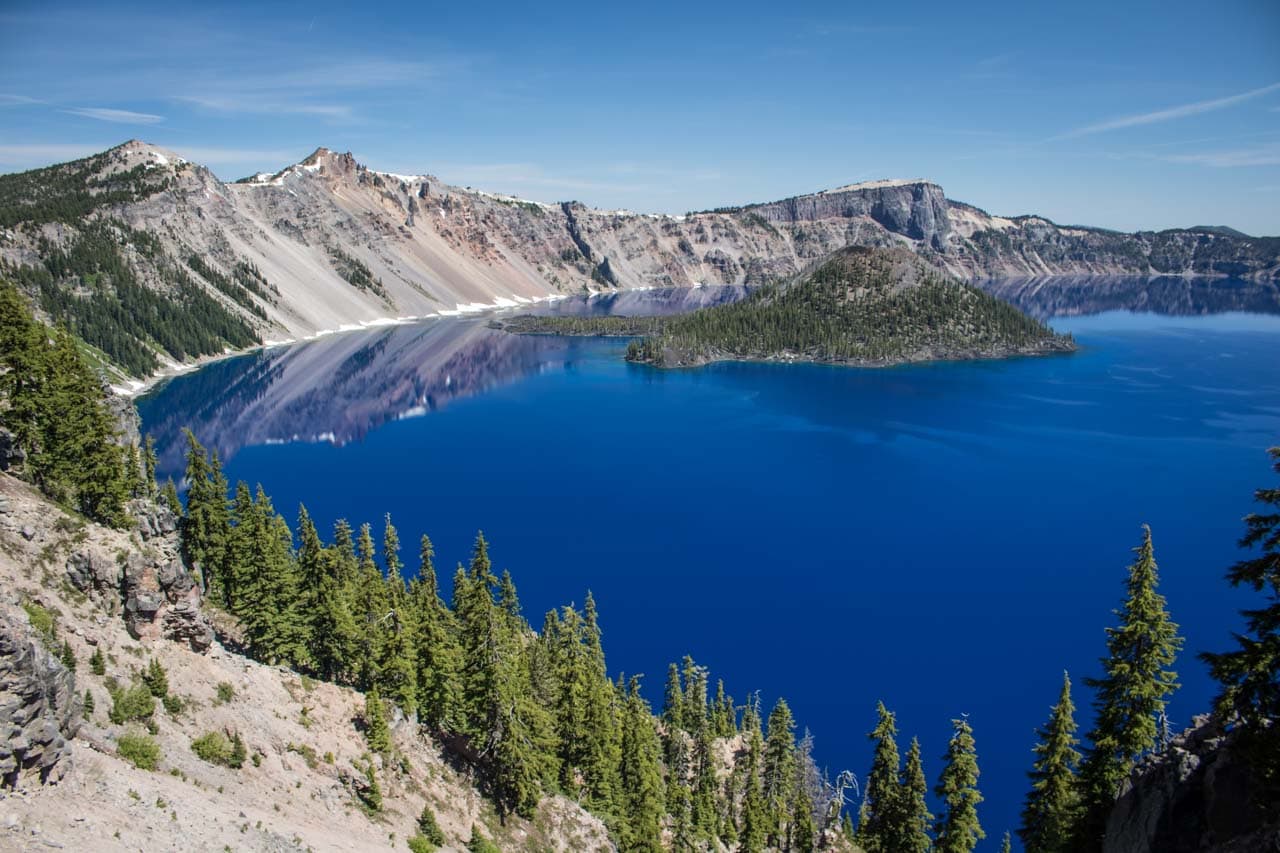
(1102, 715, 1279, 853)
(0, 602, 81, 788)
(2, 141, 1277, 381)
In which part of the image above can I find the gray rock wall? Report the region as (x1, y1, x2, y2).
(0, 604, 81, 788)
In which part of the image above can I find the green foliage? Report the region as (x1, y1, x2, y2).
(1201, 446, 1280, 725)
(162, 693, 185, 716)
(22, 601, 57, 647)
(1076, 526, 1182, 849)
(358, 758, 383, 813)
(5, 222, 259, 376)
(0, 149, 170, 228)
(327, 246, 386, 297)
(0, 284, 131, 525)
(82, 688, 95, 719)
(143, 658, 169, 698)
(215, 682, 236, 704)
(466, 825, 501, 853)
(90, 646, 106, 675)
(900, 738, 933, 853)
(406, 835, 438, 853)
(60, 640, 77, 672)
(191, 731, 239, 767)
(416, 804, 446, 847)
(109, 681, 156, 724)
(858, 701, 903, 852)
(117, 732, 161, 770)
(364, 686, 392, 754)
(624, 246, 1070, 367)
(1020, 672, 1081, 853)
(617, 676, 664, 852)
(934, 717, 984, 853)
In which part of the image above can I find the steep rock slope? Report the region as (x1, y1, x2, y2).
(0, 473, 611, 852)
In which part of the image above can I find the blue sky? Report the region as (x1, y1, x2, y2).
(2, 0, 1278, 233)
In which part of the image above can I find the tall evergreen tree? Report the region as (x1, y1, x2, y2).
(662, 662, 684, 767)
(763, 697, 798, 848)
(1020, 672, 1081, 853)
(237, 486, 310, 667)
(1076, 526, 1182, 850)
(378, 514, 418, 716)
(349, 523, 389, 691)
(298, 505, 356, 683)
(411, 534, 462, 732)
(738, 696, 767, 853)
(617, 676, 665, 852)
(180, 432, 229, 598)
(1201, 446, 1280, 724)
(1200, 447, 1280, 821)
(935, 717, 984, 853)
(858, 701, 903, 853)
(901, 737, 933, 853)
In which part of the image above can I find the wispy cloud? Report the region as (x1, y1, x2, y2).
(1160, 143, 1280, 168)
(64, 107, 164, 124)
(176, 95, 352, 120)
(0, 94, 43, 106)
(1057, 81, 1280, 139)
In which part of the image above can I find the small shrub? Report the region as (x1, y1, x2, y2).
(324, 751, 335, 764)
(22, 601, 56, 646)
(109, 682, 156, 724)
(82, 689, 95, 720)
(143, 658, 168, 698)
(357, 759, 382, 813)
(417, 805, 446, 846)
(467, 825, 501, 853)
(60, 640, 76, 672)
(407, 835, 437, 853)
(215, 682, 235, 704)
(190, 731, 234, 766)
(162, 693, 185, 715)
(89, 646, 105, 675)
(117, 732, 160, 770)
(287, 742, 319, 769)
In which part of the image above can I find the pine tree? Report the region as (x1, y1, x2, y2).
(1200, 446, 1280, 819)
(739, 695, 767, 853)
(350, 523, 390, 691)
(712, 679, 736, 737)
(364, 685, 392, 754)
(229, 732, 247, 769)
(180, 432, 230, 598)
(298, 506, 357, 683)
(1020, 672, 1081, 853)
(901, 737, 933, 853)
(617, 676, 664, 852)
(89, 646, 105, 676)
(455, 533, 554, 818)
(411, 534, 463, 732)
(858, 701, 903, 853)
(690, 718, 719, 843)
(1076, 526, 1182, 850)
(378, 514, 418, 716)
(143, 658, 168, 697)
(82, 688, 94, 720)
(763, 697, 798, 847)
(935, 716, 984, 853)
(1201, 446, 1280, 724)
(662, 662, 684, 767)
(1001, 831, 1013, 853)
(142, 435, 158, 496)
(237, 487, 310, 667)
(579, 591, 621, 812)
(60, 640, 76, 673)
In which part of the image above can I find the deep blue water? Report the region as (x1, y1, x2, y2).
(138, 292, 1280, 848)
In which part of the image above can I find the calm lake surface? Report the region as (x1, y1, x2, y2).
(138, 278, 1280, 846)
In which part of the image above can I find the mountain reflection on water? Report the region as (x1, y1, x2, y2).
(138, 275, 1280, 477)
(977, 274, 1280, 319)
(136, 285, 748, 475)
